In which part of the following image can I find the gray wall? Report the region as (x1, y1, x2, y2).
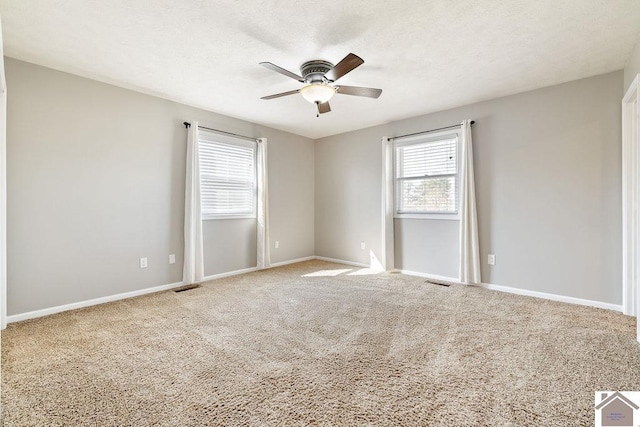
(267, 129, 315, 264)
(394, 219, 459, 278)
(315, 126, 384, 266)
(315, 71, 623, 305)
(6, 58, 314, 315)
(624, 37, 640, 91)
(203, 219, 256, 277)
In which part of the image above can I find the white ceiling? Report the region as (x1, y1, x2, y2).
(1, 1, 640, 139)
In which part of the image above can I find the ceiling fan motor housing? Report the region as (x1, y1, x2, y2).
(300, 60, 334, 83)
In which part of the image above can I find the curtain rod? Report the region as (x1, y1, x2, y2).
(183, 122, 258, 142)
(389, 120, 475, 141)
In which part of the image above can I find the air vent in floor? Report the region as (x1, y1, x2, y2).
(174, 284, 201, 293)
(425, 279, 451, 287)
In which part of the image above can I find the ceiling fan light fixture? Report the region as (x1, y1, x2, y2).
(300, 83, 336, 104)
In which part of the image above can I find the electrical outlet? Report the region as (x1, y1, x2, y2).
(140, 257, 148, 268)
(169, 254, 176, 264)
(360, 242, 366, 250)
(488, 254, 496, 265)
(275, 241, 279, 249)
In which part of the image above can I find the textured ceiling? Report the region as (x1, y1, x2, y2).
(1, 0, 640, 139)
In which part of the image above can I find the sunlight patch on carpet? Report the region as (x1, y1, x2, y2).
(347, 268, 384, 276)
(302, 268, 352, 277)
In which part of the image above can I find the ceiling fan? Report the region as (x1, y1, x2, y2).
(259, 53, 382, 116)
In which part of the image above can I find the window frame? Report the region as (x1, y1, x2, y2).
(393, 128, 462, 221)
(198, 130, 258, 220)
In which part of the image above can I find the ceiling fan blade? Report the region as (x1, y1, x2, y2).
(317, 101, 331, 114)
(336, 85, 382, 99)
(260, 89, 300, 100)
(259, 62, 305, 82)
(324, 53, 364, 82)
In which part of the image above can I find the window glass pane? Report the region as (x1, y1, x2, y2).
(399, 177, 456, 213)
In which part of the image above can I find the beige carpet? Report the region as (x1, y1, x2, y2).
(2, 260, 639, 426)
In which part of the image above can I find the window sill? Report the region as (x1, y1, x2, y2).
(202, 215, 257, 221)
(395, 213, 460, 221)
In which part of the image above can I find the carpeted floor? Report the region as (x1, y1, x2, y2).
(2, 260, 639, 426)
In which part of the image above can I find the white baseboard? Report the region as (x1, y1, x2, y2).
(396, 269, 460, 283)
(200, 266, 258, 282)
(476, 282, 623, 312)
(313, 256, 370, 268)
(6, 280, 185, 324)
(6, 259, 310, 324)
(396, 269, 622, 312)
(269, 256, 315, 268)
(8, 259, 622, 324)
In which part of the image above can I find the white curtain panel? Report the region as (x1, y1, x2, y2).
(381, 136, 395, 271)
(256, 138, 270, 269)
(183, 121, 204, 285)
(459, 119, 481, 284)
(0, 17, 7, 329)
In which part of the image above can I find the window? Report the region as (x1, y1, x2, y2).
(198, 131, 257, 219)
(394, 130, 460, 219)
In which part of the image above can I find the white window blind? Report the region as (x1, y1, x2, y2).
(198, 134, 257, 219)
(395, 135, 459, 215)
